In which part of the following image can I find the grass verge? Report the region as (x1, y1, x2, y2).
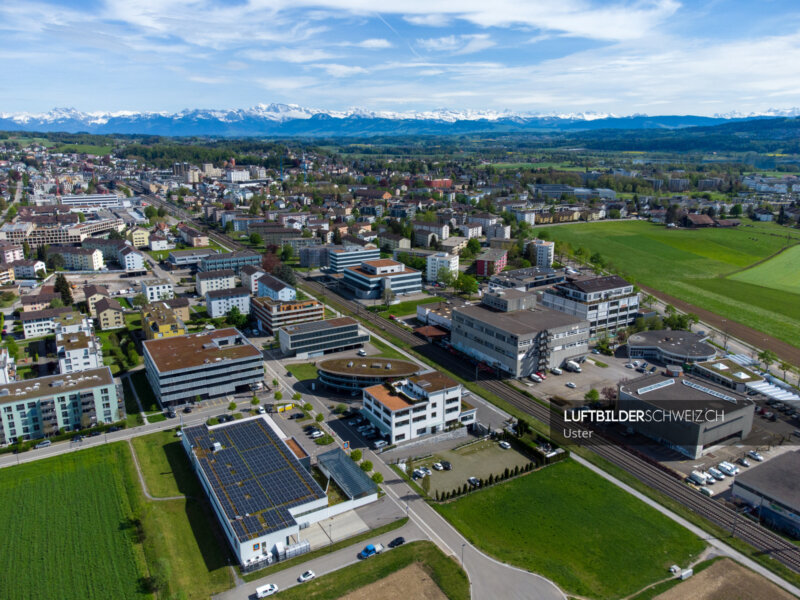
(286, 362, 319, 381)
(131, 370, 158, 411)
(271, 540, 468, 600)
(131, 430, 198, 498)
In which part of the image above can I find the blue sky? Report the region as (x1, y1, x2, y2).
(2, 0, 800, 115)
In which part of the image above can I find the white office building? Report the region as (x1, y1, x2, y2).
(342, 259, 422, 300)
(328, 245, 380, 273)
(426, 252, 459, 283)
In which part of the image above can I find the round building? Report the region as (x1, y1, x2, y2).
(316, 357, 420, 394)
(627, 330, 716, 364)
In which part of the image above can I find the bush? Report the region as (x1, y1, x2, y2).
(372, 472, 384, 484)
(251, 396, 260, 406)
(302, 402, 313, 412)
(360, 460, 373, 472)
(274, 391, 283, 401)
(314, 434, 334, 446)
(334, 404, 347, 415)
(315, 413, 324, 423)
(293, 392, 302, 401)
(350, 449, 362, 462)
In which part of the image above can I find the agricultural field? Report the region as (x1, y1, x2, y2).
(435, 459, 705, 600)
(53, 143, 114, 155)
(0, 445, 149, 600)
(540, 220, 800, 347)
(729, 244, 800, 294)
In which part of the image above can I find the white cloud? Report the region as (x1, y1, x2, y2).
(312, 63, 369, 77)
(404, 14, 450, 27)
(242, 48, 338, 63)
(188, 75, 228, 85)
(256, 76, 318, 91)
(417, 34, 494, 55)
(352, 38, 393, 49)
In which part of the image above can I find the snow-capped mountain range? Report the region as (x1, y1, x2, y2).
(1, 103, 799, 136)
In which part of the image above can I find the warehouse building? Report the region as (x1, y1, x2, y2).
(0, 367, 122, 443)
(278, 317, 369, 359)
(627, 330, 716, 364)
(731, 451, 800, 538)
(450, 293, 589, 377)
(693, 359, 763, 392)
(617, 373, 754, 459)
(251, 297, 324, 336)
(317, 357, 420, 394)
(144, 329, 264, 407)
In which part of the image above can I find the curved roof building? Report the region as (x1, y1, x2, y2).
(316, 357, 420, 394)
(627, 330, 716, 364)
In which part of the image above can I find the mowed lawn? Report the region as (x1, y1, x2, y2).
(436, 459, 705, 600)
(379, 296, 444, 318)
(540, 220, 800, 346)
(0, 445, 149, 600)
(729, 244, 800, 294)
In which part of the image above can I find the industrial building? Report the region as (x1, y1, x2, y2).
(617, 373, 754, 459)
(692, 359, 763, 392)
(450, 292, 589, 377)
(489, 266, 565, 292)
(540, 275, 639, 338)
(316, 357, 420, 394)
(627, 330, 716, 364)
(278, 317, 369, 359)
(144, 329, 264, 407)
(731, 451, 800, 538)
(168, 248, 217, 268)
(361, 371, 476, 444)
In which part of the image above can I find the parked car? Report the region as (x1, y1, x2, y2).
(441, 460, 452, 471)
(550, 367, 563, 375)
(358, 543, 384, 559)
(388, 536, 405, 548)
(625, 363, 634, 369)
(591, 349, 600, 354)
(311, 431, 325, 439)
(499, 441, 511, 449)
(420, 466, 432, 476)
(357, 349, 367, 356)
(89, 430, 102, 437)
(108, 426, 120, 432)
(708, 467, 725, 481)
(565, 382, 577, 389)
(298, 570, 315, 583)
(166, 411, 177, 419)
(699, 486, 715, 497)
(432, 462, 444, 471)
(649, 366, 657, 373)
(412, 469, 425, 479)
(183, 406, 193, 414)
(738, 457, 751, 467)
(34, 440, 52, 449)
(529, 374, 542, 383)
(467, 476, 481, 487)
(257, 405, 266, 414)
(72, 435, 83, 443)
(535, 371, 547, 380)
(747, 450, 764, 462)
(373, 439, 388, 449)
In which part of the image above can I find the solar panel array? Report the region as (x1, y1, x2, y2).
(182, 419, 326, 542)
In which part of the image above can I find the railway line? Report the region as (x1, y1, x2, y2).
(150, 198, 800, 575)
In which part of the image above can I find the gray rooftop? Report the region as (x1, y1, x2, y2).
(628, 330, 716, 359)
(561, 275, 631, 293)
(281, 316, 356, 335)
(317, 448, 378, 499)
(197, 269, 235, 280)
(206, 286, 249, 299)
(733, 451, 800, 511)
(454, 303, 586, 334)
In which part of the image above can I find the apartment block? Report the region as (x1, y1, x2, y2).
(199, 251, 260, 275)
(141, 304, 187, 340)
(95, 297, 125, 330)
(196, 269, 236, 296)
(20, 307, 72, 339)
(257, 274, 296, 301)
(426, 252, 459, 283)
(56, 332, 102, 374)
(206, 287, 250, 318)
(54, 247, 104, 271)
(141, 279, 174, 302)
(527, 239, 554, 268)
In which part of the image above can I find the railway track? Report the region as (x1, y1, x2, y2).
(151, 198, 800, 574)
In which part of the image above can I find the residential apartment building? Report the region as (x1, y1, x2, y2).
(56, 332, 102, 374)
(328, 245, 380, 273)
(257, 274, 296, 301)
(0, 348, 16, 384)
(84, 285, 110, 316)
(426, 252, 459, 283)
(168, 248, 217, 268)
(528, 239, 554, 268)
(412, 222, 449, 247)
(0, 367, 122, 443)
(196, 269, 236, 296)
(143, 328, 264, 406)
(95, 298, 125, 330)
(377, 233, 411, 252)
(119, 246, 146, 273)
(0, 263, 15, 285)
(540, 275, 639, 338)
(278, 317, 369, 358)
(141, 279, 174, 302)
(10, 259, 46, 279)
(485, 223, 511, 240)
(199, 251, 260, 275)
(240, 265, 266, 293)
(342, 259, 423, 300)
(128, 227, 150, 248)
(141, 304, 187, 340)
(20, 307, 71, 339)
(177, 224, 209, 247)
(82, 238, 127, 261)
(55, 247, 104, 271)
(206, 287, 250, 318)
(361, 372, 475, 445)
(475, 248, 507, 276)
(251, 297, 324, 335)
(0, 242, 24, 263)
(451, 294, 589, 377)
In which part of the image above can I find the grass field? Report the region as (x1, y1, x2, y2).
(286, 362, 319, 381)
(379, 296, 443, 318)
(370, 337, 408, 360)
(729, 244, 800, 294)
(0, 445, 149, 600)
(130, 369, 158, 411)
(53, 143, 114, 155)
(271, 541, 468, 600)
(540, 220, 800, 347)
(435, 459, 705, 600)
(131, 430, 196, 497)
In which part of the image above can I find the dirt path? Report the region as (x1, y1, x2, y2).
(339, 563, 447, 600)
(127, 440, 186, 501)
(640, 285, 800, 366)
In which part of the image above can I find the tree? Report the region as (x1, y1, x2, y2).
(455, 273, 478, 298)
(251, 395, 260, 406)
(22, 241, 30, 259)
(54, 273, 72, 305)
(272, 263, 297, 286)
(274, 391, 283, 401)
(132, 293, 147, 307)
(249, 233, 262, 246)
(47, 252, 65, 271)
(372, 472, 384, 484)
(49, 298, 64, 309)
(315, 413, 324, 423)
(437, 267, 455, 291)
(302, 403, 313, 412)
(643, 294, 656, 309)
(466, 238, 481, 255)
(360, 460, 373, 472)
(382, 285, 395, 307)
(664, 304, 676, 316)
(262, 251, 281, 273)
(226, 306, 248, 329)
(279, 244, 294, 262)
(228, 401, 237, 412)
(757, 349, 777, 372)
(584, 388, 600, 403)
(350, 449, 362, 462)
(779, 360, 792, 383)
(334, 403, 347, 414)
(686, 313, 700, 330)
(601, 387, 617, 403)
(144, 206, 157, 220)
(5, 338, 19, 360)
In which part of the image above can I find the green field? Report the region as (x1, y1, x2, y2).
(0, 445, 148, 600)
(379, 296, 443, 319)
(286, 362, 319, 381)
(729, 244, 800, 294)
(540, 220, 800, 346)
(436, 459, 705, 600)
(53, 143, 114, 155)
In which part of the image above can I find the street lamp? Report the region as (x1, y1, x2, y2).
(461, 543, 466, 566)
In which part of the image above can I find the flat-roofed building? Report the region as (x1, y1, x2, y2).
(362, 371, 475, 444)
(128, 227, 150, 248)
(56, 331, 102, 374)
(20, 306, 71, 339)
(0, 367, 122, 443)
(328, 245, 380, 273)
(199, 251, 260, 275)
(141, 279, 174, 302)
(475, 248, 507, 276)
(0, 242, 24, 263)
(144, 328, 264, 406)
(206, 287, 250, 319)
(251, 297, 323, 336)
(540, 275, 639, 338)
(451, 300, 589, 377)
(342, 259, 422, 300)
(617, 373, 754, 459)
(440, 236, 468, 255)
(53, 246, 104, 271)
(489, 267, 564, 292)
(196, 269, 236, 296)
(416, 297, 472, 331)
(426, 252, 459, 283)
(693, 359, 763, 392)
(627, 330, 716, 364)
(278, 317, 369, 359)
(317, 357, 420, 394)
(528, 239, 554, 268)
(169, 248, 217, 268)
(731, 451, 800, 538)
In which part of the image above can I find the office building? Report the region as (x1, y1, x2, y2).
(451, 294, 589, 377)
(328, 245, 380, 273)
(627, 330, 716, 364)
(617, 373, 754, 459)
(362, 371, 476, 444)
(141, 279, 174, 302)
(199, 251, 260, 275)
(59, 193, 124, 208)
(415, 297, 472, 331)
(251, 297, 324, 336)
(489, 267, 564, 292)
(341, 259, 422, 300)
(257, 274, 296, 302)
(692, 359, 764, 392)
(196, 269, 236, 296)
(206, 287, 250, 319)
(540, 275, 639, 338)
(316, 357, 420, 394)
(144, 328, 264, 406)
(56, 331, 102, 374)
(0, 367, 122, 443)
(426, 253, 459, 283)
(278, 317, 369, 359)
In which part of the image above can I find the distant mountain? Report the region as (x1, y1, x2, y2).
(1, 103, 798, 137)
